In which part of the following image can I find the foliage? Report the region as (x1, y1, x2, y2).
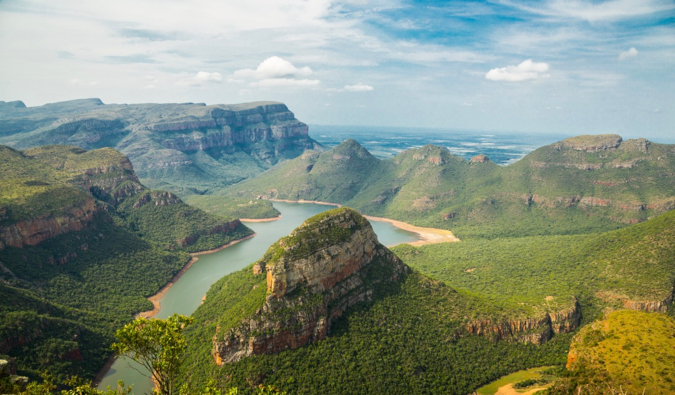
(0, 145, 253, 382)
(392, 209, 675, 319)
(183, 196, 280, 220)
(180, 263, 571, 394)
(112, 314, 193, 395)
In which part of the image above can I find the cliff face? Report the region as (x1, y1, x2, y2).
(0, 100, 322, 195)
(0, 199, 98, 249)
(465, 298, 582, 344)
(212, 208, 409, 364)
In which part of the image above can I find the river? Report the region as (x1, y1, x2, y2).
(97, 201, 419, 393)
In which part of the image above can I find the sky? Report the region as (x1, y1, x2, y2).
(0, 0, 674, 139)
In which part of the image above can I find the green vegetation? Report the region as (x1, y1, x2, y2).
(393, 209, 675, 319)
(548, 310, 675, 394)
(183, 196, 280, 220)
(0, 145, 253, 382)
(113, 314, 193, 395)
(181, 266, 571, 394)
(223, 137, 675, 239)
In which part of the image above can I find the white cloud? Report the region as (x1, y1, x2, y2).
(619, 47, 638, 60)
(251, 78, 320, 87)
(234, 56, 313, 80)
(502, 0, 675, 22)
(485, 59, 550, 82)
(327, 83, 374, 92)
(194, 71, 223, 83)
(344, 83, 374, 92)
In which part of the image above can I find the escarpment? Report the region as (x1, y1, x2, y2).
(212, 208, 409, 364)
(0, 99, 323, 195)
(465, 299, 582, 345)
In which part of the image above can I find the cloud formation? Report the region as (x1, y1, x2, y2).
(619, 47, 638, 60)
(194, 71, 223, 83)
(234, 56, 317, 87)
(234, 56, 313, 80)
(344, 83, 374, 92)
(485, 59, 550, 82)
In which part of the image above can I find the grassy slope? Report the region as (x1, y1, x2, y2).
(221, 137, 675, 239)
(0, 145, 252, 380)
(549, 310, 675, 394)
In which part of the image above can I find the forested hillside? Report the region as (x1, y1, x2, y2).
(0, 145, 252, 381)
(222, 135, 675, 239)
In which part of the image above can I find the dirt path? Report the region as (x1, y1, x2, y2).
(495, 383, 551, 395)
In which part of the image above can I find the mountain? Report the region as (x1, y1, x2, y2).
(0, 145, 252, 380)
(223, 135, 675, 239)
(179, 208, 578, 394)
(0, 99, 322, 196)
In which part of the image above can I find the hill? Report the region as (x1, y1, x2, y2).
(179, 208, 575, 394)
(0, 99, 322, 196)
(549, 310, 675, 394)
(0, 145, 252, 381)
(223, 135, 675, 239)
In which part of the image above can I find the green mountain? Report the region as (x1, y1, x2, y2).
(0, 145, 252, 380)
(179, 208, 578, 394)
(223, 135, 675, 239)
(0, 99, 322, 196)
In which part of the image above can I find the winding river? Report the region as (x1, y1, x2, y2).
(97, 201, 420, 393)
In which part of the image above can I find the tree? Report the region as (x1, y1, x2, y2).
(112, 314, 193, 395)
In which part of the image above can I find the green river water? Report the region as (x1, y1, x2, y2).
(97, 201, 419, 393)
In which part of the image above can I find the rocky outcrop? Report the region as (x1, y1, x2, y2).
(622, 288, 673, 313)
(465, 298, 581, 345)
(0, 199, 99, 249)
(470, 154, 490, 163)
(132, 191, 183, 209)
(177, 219, 242, 247)
(558, 134, 623, 152)
(212, 208, 408, 364)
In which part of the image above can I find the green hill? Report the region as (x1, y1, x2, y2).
(548, 310, 675, 394)
(0, 145, 252, 381)
(223, 135, 675, 239)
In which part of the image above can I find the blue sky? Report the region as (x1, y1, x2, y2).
(0, 0, 673, 139)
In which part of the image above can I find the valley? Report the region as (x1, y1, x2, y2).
(1, 100, 674, 395)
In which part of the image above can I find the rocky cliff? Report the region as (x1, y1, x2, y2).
(0, 99, 322, 195)
(212, 208, 408, 364)
(465, 298, 582, 344)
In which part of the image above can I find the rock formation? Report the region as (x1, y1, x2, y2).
(465, 298, 581, 344)
(212, 208, 409, 364)
(0, 99, 323, 194)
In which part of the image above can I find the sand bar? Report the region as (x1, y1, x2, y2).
(240, 215, 281, 222)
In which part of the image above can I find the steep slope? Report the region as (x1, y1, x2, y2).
(180, 208, 576, 394)
(224, 135, 675, 239)
(0, 99, 322, 195)
(0, 145, 252, 380)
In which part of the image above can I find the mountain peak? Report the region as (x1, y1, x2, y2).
(558, 134, 622, 152)
(213, 207, 408, 364)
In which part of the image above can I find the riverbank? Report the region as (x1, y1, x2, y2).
(240, 215, 282, 222)
(269, 198, 458, 246)
(137, 233, 256, 318)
